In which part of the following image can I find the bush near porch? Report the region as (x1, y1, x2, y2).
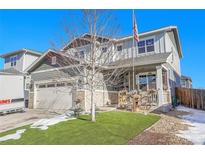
(0, 111, 160, 145)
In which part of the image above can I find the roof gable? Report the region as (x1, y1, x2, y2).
(26, 50, 80, 73)
(62, 33, 111, 51)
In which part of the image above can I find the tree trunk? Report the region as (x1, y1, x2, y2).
(91, 88, 96, 122)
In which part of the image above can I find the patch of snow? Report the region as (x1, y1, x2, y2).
(176, 105, 205, 145)
(30, 111, 76, 130)
(0, 129, 26, 142)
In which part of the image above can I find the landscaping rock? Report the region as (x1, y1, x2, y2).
(128, 110, 193, 145)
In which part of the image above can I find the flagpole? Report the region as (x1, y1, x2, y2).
(132, 9, 135, 91)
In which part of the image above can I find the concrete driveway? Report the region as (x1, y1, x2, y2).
(0, 109, 57, 133)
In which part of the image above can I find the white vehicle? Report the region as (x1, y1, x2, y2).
(0, 72, 25, 115)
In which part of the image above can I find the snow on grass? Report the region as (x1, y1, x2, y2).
(176, 105, 205, 145)
(30, 111, 76, 130)
(0, 129, 26, 142)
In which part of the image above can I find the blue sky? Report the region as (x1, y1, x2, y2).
(0, 9, 204, 88)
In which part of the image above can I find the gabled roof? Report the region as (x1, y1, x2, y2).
(0, 48, 42, 58)
(62, 26, 182, 58)
(106, 52, 172, 69)
(62, 33, 112, 51)
(116, 26, 182, 58)
(25, 49, 80, 73)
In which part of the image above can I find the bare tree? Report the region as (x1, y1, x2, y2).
(51, 10, 129, 122)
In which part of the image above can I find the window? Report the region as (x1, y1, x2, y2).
(51, 56, 57, 65)
(138, 74, 156, 91)
(138, 41, 146, 54)
(148, 74, 156, 90)
(101, 46, 108, 53)
(56, 82, 66, 87)
(79, 50, 85, 58)
(74, 52, 78, 57)
(146, 39, 154, 52)
(47, 83, 55, 88)
(117, 45, 122, 51)
(10, 55, 18, 66)
(138, 38, 154, 54)
(139, 75, 147, 91)
(38, 84, 46, 88)
(67, 83, 73, 86)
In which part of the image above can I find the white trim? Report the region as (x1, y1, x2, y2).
(30, 64, 82, 74)
(117, 26, 177, 42)
(137, 71, 157, 91)
(137, 37, 155, 56)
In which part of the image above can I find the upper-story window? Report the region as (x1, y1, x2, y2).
(117, 45, 122, 51)
(138, 41, 146, 54)
(5, 54, 21, 66)
(101, 46, 108, 53)
(74, 50, 85, 59)
(146, 39, 154, 52)
(79, 50, 85, 59)
(138, 38, 155, 54)
(10, 56, 17, 67)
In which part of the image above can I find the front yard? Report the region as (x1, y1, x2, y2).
(0, 111, 160, 145)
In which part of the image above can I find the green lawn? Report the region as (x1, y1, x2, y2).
(0, 111, 160, 145)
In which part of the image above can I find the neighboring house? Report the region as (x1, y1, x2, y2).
(1, 48, 42, 73)
(0, 49, 42, 110)
(26, 25, 183, 112)
(181, 75, 192, 88)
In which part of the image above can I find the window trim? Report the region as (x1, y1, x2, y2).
(136, 72, 156, 91)
(10, 55, 18, 66)
(137, 37, 155, 55)
(79, 49, 86, 59)
(116, 44, 123, 52)
(101, 45, 108, 53)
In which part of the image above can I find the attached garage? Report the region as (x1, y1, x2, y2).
(34, 81, 74, 111)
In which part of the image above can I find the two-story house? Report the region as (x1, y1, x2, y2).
(0, 49, 42, 112)
(26, 26, 182, 112)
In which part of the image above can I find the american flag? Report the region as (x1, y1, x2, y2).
(133, 14, 139, 42)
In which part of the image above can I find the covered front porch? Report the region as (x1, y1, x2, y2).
(116, 64, 171, 109)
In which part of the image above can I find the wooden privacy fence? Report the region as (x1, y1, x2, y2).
(176, 87, 205, 110)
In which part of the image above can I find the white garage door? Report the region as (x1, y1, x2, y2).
(35, 82, 73, 110)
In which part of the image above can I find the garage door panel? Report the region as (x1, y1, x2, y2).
(36, 86, 73, 110)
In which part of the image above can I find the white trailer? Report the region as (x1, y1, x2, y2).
(0, 74, 25, 115)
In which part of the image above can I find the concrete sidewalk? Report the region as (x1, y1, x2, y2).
(0, 109, 56, 133)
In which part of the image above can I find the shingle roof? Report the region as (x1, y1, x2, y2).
(107, 52, 172, 69)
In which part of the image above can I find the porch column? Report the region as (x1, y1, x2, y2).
(128, 71, 131, 91)
(156, 65, 164, 106)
